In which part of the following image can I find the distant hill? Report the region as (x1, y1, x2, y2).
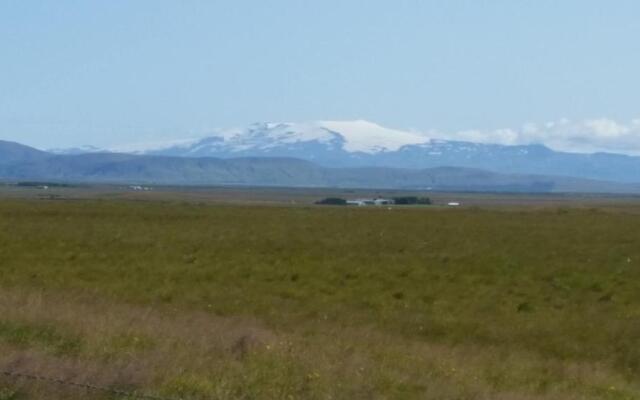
(4, 139, 640, 193)
(52, 121, 640, 183)
(0, 140, 49, 165)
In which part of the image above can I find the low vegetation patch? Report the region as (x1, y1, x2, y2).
(0, 321, 83, 356)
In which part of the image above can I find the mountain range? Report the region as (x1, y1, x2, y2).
(1, 137, 640, 194)
(50, 120, 640, 184)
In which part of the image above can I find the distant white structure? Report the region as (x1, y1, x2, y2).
(374, 198, 394, 206)
(447, 202, 461, 207)
(129, 185, 152, 191)
(347, 198, 394, 206)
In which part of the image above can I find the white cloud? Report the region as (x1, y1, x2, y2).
(437, 118, 640, 155)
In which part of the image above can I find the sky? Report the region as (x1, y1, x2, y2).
(1, 0, 640, 153)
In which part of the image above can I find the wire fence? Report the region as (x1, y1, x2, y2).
(1, 369, 182, 400)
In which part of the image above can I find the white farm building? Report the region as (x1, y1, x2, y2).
(347, 198, 395, 206)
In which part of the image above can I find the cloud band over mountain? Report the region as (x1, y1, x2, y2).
(438, 118, 640, 156)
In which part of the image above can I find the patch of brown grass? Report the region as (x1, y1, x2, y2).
(1, 288, 638, 399)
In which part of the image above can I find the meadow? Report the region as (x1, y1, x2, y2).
(1, 197, 640, 399)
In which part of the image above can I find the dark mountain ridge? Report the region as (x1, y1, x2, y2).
(2, 140, 640, 193)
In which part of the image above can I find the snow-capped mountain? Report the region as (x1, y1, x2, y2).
(51, 120, 640, 183)
(107, 120, 431, 156)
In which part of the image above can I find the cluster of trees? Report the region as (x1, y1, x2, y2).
(392, 196, 431, 205)
(315, 197, 348, 205)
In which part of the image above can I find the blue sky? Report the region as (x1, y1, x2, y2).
(2, 1, 640, 152)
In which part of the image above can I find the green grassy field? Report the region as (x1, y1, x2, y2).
(1, 199, 640, 399)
